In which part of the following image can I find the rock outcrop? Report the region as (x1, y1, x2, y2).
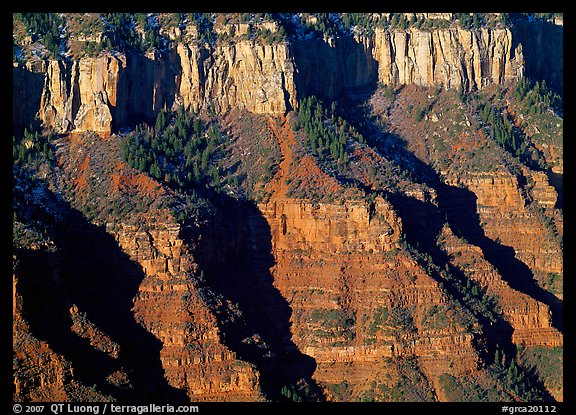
(258, 195, 487, 400)
(437, 225, 562, 347)
(373, 27, 524, 92)
(110, 220, 264, 401)
(38, 132, 265, 401)
(12, 13, 562, 403)
(177, 41, 297, 115)
(14, 22, 525, 133)
(446, 172, 563, 279)
(262, 196, 401, 254)
(38, 56, 122, 133)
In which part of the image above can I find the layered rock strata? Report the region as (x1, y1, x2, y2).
(258, 195, 485, 400)
(109, 220, 264, 401)
(14, 23, 525, 133)
(49, 133, 265, 401)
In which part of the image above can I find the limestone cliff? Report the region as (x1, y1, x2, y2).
(176, 41, 297, 115)
(373, 27, 523, 91)
(38, 56, 122, 133)
(17, 41, 297, 134)
(14, 23, 525, 133)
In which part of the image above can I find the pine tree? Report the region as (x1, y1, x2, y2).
(507, 359, 518, 384)
(494, 347, 502, 367)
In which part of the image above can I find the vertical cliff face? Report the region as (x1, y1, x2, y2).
(14, 23, 526, 133)
(510, 19, 563, 94)
(13, 60, 46, 129)
(290, 34, 377, 100)
(373, 27, 523, 92)
(177, 41, 297, 115)
(263, 196, 401, 254)
(34, 55, 124, 133)
(18, 41, 297, 133)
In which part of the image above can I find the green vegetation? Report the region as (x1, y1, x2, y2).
(473, 84, 557, 172)
(13, 126, 56, 169)
(524, 13, 563, 22)
(390, 307, 417, 333)
(366, 306, 389, 337)
(194, 13, 215, 44)
(12, 164, 61, 251)
(293, 96, 364, 166)
(120, 107, 232, 196)
(251, 25, 286, 44)
(517, 346, 562, 399)
(513, 78, 561, 116)
(389, 13, 408, 30)
(414, 99, 435, 122)
(14, 13, 63, 56)
(340, 13, 378, 34)
(101, 13, 142, 53)
(310, 308, 355, 341)
(420, 305, 449, 330)
(301, 13, 341, 37)
(327, 380, 351, 400)
(280, 384, 303, 402)
(386, 356, 436, 401)
(134, 13, 166, 52)
(477, 102, 520, 155)
(96, 13, 170, 54)
(543, 272, 562, 295)
(400, 235, 497, 329)
(439, 373, 504, 401)
(488, 345, 547, 401)
(453, 13, 484, 29)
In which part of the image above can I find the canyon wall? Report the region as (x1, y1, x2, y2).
(257, 196, 485, 400)
(372, 27, 523, 92)
(13, 132, 267, 402)
(110, 220, 264, 401)
(13, 24, 526, 133)
(445, 172, 563, 283)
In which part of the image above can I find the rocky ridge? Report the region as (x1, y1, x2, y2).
(15, 21, 524, 133)
(13, 13, 562, 403)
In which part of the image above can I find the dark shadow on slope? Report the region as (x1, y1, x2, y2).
(387, 192, 516, 360)
(339, 87, 563, 334)
(182, 193, 325, 402)
(113, 51, 180, 131)
(509, 16, 563, 97)
(291, 34, 378, 103)
(12, 65, 45, 133)
(15, 177, 188, 403)
(368, 127, 563, 334)
(546, 170, 563, 210)
(436, 183, 563, 332)
(386, 190, 556, 402)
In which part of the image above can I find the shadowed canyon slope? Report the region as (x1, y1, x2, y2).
(13, 12, 563, 404)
